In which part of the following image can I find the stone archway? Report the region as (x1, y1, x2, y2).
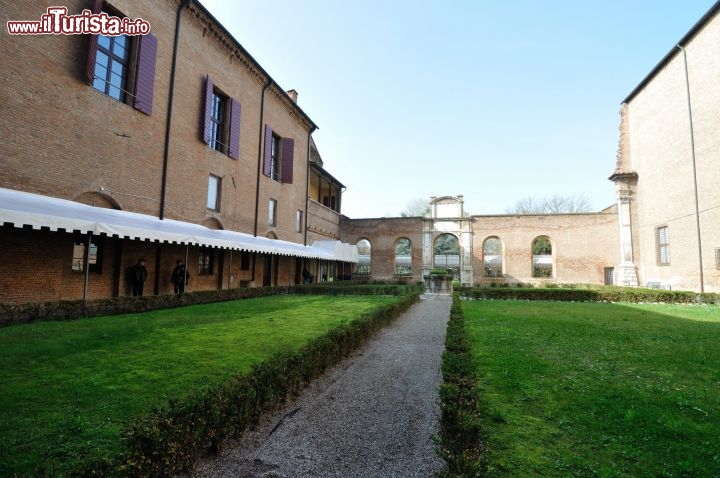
(422, 195, 473, 286)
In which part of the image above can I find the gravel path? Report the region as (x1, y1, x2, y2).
(191, 294, 451, 478)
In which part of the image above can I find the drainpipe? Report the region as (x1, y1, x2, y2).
(304, 126, 317, 246)
(253, 79, 273, 236)
(159, 0, 191, 220)
(83, 232, 92, 303)
(677, 44, 704, 293)
(252, 79, 272, 284)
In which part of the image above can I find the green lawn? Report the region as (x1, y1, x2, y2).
(464, 300, 720, 477)
(0, 294, 400, 476)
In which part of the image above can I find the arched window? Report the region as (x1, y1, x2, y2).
(483, 237, 502, 277)
(532, 236, 553, 277)
(433, 233, 460, 276)
(395, 238, 412, 275)
(356, 239, 371, 275)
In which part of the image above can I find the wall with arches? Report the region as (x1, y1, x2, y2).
(470, 210, 619, 285)
(340, 207, 619, 285)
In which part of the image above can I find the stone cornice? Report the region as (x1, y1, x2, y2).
(307, 224, 339, 239)
(186, 4, 266, 86)
(267, 86, 315, 131)
(185, 2, 318, 131)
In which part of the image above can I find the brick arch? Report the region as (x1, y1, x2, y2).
(482, 236, 503, 277)
(531, 235, 554, 278)
(203, 217, 224, 230)
(73, 191, 121, 209)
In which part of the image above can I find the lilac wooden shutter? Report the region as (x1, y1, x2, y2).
(202, 75, 213, 144)
(228, 98, 241, 159)
(263, 125, 273, 177)
(280, 137, 294, 184)
(133, 33, 157, 115)
(85, 0, 103, 84)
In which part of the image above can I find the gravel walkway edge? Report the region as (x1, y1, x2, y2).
(191, 294, 452, 478)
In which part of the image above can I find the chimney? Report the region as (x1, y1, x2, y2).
(286, 89, 298, 103)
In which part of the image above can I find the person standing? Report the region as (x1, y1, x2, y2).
(130, 258, 148, 297)
(171, 259, 189, 295)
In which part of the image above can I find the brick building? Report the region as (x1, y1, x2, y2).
(0, 0, 356, 304)
(2, 1, 718, 306)
(610, 1, 720, 293)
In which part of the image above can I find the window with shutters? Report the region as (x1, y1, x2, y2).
(263, 125, 294, 183)
(656, 226, 670, 265)
(92, 34, 130, 102)
(210, 90, 229, 153)
(86, 2, 157, 115)
(202, 76, 241, 159)
(270, 133, 281, 181)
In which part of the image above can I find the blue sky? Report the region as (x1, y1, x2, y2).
(201, 0, 716, 218)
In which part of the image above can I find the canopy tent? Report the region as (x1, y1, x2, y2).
(311, 239, 359, 263)
(0, 187, 357, 262)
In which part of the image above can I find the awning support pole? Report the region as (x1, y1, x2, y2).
(184, 244, 189, 292)
(228, 250, 233, 289)
(83, 232, 92, 304)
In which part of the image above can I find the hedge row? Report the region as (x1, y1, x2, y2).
(0, 283, 418, 328)
(436, 293, 485, 477)
(459, 287, 720, 304)
(48, 286, 423, 477)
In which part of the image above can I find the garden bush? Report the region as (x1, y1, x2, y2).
(458, 286, 719, 304)
(436, 293, 484, 477)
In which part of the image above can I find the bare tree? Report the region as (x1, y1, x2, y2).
(505, 194, 592, 214)
(400, 198, 430, 217)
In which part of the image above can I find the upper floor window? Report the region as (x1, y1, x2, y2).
(656, 226, 670, 265)
(207, 175, 221, 211)
(210, 90, 228, 153)
(92, 34, 130, 101)
(270, 134, 281, 181)
(203, 76, 241, 159)
(296, 210, 304, 233)
(263, 125, 294, 183)
(483, 237, 502, 277)
(86, 3, 157, 115)
(268, 198, 277, 227)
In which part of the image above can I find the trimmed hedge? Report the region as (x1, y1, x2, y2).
(50, 286, 423, 477)
(459, 287, 720, 304)
(0, 283, 419, 328)
(436, 292, 484, 477)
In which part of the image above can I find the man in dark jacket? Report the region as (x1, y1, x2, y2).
(171, 259, 190, 295)
(130, 258, 148, 296)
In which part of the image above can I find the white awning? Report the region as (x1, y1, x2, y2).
(311, 240, 359, 263)
(0, 187, 355, 261)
